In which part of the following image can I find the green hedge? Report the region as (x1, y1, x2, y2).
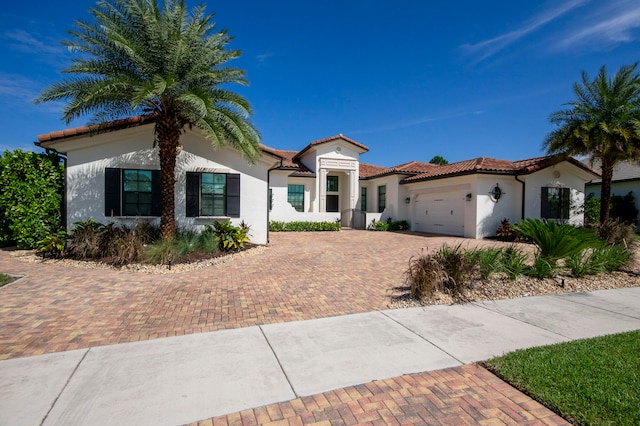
(269, 221, 341, 232)
(371, 219, 410, 231)
(0, 150, 65, 248)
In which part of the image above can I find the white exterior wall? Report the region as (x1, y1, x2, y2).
(362, 175, 405, 222)
(61, 124, 273, 244)
(475, 176, 521, 238)
(268, 173, 339, 222)
(523, 163, 589, 226)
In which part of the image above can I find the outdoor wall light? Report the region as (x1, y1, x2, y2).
(405, 197, 411, 204)
(465, 193, 472, 201)
(489, 184, 503, 202)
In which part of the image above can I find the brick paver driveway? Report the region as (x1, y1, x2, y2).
(0, 230, 512, 360)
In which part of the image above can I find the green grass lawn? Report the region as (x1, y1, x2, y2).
(0, 273, 11, 287)
(484, 331, 640, 425)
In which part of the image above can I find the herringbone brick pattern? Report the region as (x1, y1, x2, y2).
(190, 365, 570, 426)
(0, 231, 510, 360)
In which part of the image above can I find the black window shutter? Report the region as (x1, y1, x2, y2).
(561, 188, 570, 220)
(541, 187, 549, 218)
(151, 170, 162, 217)
(105, 168, 121, 216)
(186, 172, 200, 217)
(226, 174, 241, 217)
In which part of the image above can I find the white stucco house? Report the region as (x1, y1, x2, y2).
(37, 116, 600, 244)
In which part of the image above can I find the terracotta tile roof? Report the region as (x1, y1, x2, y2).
(401, 155, 600, 183)
(38, 115, 157, 145)
(359, 163, 387, 178)
(360, 160, 440, 179)
(293, 134, 369, 160)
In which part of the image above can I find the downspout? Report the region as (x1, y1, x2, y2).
(514, 174, 525, 220)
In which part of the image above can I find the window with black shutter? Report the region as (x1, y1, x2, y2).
(186, 172, 240, 217)
(541, 187, 570, 220)
(105, 168, 161, 217)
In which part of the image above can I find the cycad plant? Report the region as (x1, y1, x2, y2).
(514, 219, 600, 266)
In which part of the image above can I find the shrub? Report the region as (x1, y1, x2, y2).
(388, 220, 410, 231)
(593, 218, 636, 247)
(567, 245, 632, 276)
(476, 247, 503, 280)
(35, 231, 68, 258)
(66, 219, 104, 260)
(598, 245, 633, 273)
(210, 221, 250, 251)
(144, 238, 184, 265)
(500, 245, 529, 280)
(0, 150, 65, 248)
(435, 244, 477, 296)
(372, 219, 389, 231)
(404, 250, 446, 299)
(514, 219, 600, 265)
(583, 194, 601, 225)
(370, 218, 410, 231)
(269, 221, 341, 232)
(611, 192, 639, 224)
(496, 219, 520, 241)
(527, 255, 556, 279)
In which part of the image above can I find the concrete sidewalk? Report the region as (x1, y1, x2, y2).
(2, 287, 639, 426)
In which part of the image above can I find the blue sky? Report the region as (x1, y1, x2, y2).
(1, 0, 639, 167)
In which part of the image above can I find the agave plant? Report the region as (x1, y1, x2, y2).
(513, 219, 600, 265)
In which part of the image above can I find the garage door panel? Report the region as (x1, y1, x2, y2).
(414, 194, 464, 236)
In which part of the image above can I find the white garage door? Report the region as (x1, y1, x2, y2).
(414, 193, 465, 236)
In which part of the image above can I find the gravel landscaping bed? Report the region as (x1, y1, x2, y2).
(388, 270, 640, 308)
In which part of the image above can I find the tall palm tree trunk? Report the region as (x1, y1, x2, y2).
(156, 114, 181, 240)
(600, 160, 614, 224)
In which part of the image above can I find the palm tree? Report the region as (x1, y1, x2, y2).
(36, 0, 260, 239)
(544, 64, 640, 224)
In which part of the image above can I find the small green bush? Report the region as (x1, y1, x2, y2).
(370, 218, 410, 231)
(144, 238, 185, 265)
(501, 245, 529, 280)
(566, 249, 603, 277)
(476, 248, 504, 279)
(210, 221, 250, 251)
(35, 231, 68, 258)
(269, 221, 341, 232)
(527, 255, 556, 278)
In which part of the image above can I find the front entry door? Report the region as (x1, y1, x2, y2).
(326, 195, 339, 212)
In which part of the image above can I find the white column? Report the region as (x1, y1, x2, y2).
(319, 168, 327, 212)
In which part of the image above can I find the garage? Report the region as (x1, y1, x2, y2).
(414, 193, 465, 236)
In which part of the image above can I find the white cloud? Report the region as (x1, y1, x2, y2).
(0, 73, 62, 113)
(349, 110, 482, 135)
(256, 52, 275, 63)
(460, 0, 589, 63)
(1, 28, 68, 67)
(558, 0, 640, 48)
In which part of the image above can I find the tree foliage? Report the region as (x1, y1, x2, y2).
(429, 155, 449, 165)
(0, 150, 65, 248)
(544, 64, 640, 224)
(36, 0, 260, 240)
